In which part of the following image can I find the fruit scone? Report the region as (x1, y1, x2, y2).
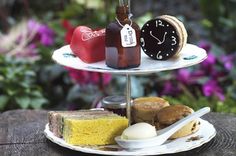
(155, 105, 201, 139)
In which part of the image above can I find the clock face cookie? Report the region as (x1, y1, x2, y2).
(140, 16, 187, 60)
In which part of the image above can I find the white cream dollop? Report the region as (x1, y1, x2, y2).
(121, 122, 157, 140)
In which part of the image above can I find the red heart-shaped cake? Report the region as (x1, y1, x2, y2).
(70, 26, 105, 63)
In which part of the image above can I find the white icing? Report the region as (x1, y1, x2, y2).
(150, 31, 167, 45)
(157, 20, 165, 27)
(81, 29, 105, 41)
(140, 38, 145, 47)
(171, 36, 177, 45)
(156, 51, 163, 59)
(158, 32, 167, 45)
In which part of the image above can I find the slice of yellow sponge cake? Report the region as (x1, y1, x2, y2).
(63, 113, 128, 145)
(48, 110, 112, 138)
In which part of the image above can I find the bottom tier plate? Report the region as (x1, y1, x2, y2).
(44, 118, 216, 156)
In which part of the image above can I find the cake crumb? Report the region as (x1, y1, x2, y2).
(186, 135, 203, 142)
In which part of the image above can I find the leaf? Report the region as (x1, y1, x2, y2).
(25, 70, 36, 77)
(30, 91, 43, 97)
(0, 95, 9, 110)
(30, 98, 48, 109)
(15, 96, 31, 109)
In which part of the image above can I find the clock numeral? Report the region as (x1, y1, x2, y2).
(140, 38, 145, 47)
(156, 51, 163, 59)
(156, 20, 165, 27)
(171, 36, 177, 45)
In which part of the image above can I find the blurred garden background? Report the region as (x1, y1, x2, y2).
(0, 0, 236, 113)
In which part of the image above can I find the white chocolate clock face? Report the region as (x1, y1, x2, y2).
(140, 18, 180, 60)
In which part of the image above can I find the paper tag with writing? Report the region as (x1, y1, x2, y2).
(120, 24, 137, 47)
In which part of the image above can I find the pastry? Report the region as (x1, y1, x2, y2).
(140, 15, 188, 60)
(156, 105, 200, 139)
(70, 26, 105, 63)
(63, 112, 128, 145)
(132, 97, 169, 125)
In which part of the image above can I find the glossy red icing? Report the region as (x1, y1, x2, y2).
(70, 26, 105, 63)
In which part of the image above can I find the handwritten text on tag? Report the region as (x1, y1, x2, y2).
(120, 24, 137, 47)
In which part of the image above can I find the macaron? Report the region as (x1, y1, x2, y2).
(159, 15, 188, 57)
(140, 15, 188, 60)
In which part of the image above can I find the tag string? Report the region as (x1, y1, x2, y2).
(115, 17, 133, 28)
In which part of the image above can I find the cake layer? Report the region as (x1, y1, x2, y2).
(63, 115, 128, 145)
(48, 110, 111, 138)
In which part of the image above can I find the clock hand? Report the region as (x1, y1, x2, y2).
(150, 31, 162, 44)
(150, 31, 167, 45)
(158, 32, 167, 45)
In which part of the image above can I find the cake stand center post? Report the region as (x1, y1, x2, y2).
(126, 74, 131, 125)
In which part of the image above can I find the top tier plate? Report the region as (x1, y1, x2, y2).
(52, 44, 207, 75)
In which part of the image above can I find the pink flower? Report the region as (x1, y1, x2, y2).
(202, 80, 225, 101)
(199, 41, 211, 52)
(65, 67, 112, 86)
(176, 69, 192, 84)
(201, 52, 216, 68)
(28, 19, 54, 46)
(220, 54, 235, 71)
(160, 81, 180, 96)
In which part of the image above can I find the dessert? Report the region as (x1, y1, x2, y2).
(105, 3, 141, 69)
(156, 105, 200, 139)
(48, 110, 68, 137)
(140, 15, 188, 60)
(70, 26, 105, 63)
(48, 110, 128, 145)
(132, 97, 169, 125)
(48, 110, 111, 138)
(63, 113, 128, 145)
(121, 122, 157, 140)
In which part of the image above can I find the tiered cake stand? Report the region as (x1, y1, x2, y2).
(52, 43, 207, 124)
(45, 43, 217, 155)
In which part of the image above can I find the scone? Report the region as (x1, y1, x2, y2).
(156, 105, 200, 139)
(132, 97, 170, 125)
(140, 15, 188, 60)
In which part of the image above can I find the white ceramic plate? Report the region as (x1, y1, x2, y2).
(52, 44, 207, 75)
(44, 118, 216, 155)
